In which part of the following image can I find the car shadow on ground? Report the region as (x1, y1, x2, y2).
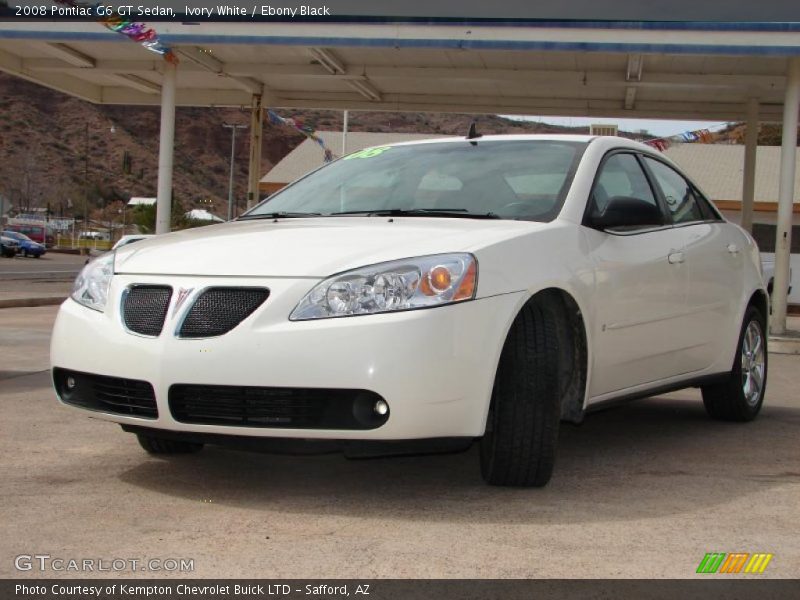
(118, 393, 800, 524)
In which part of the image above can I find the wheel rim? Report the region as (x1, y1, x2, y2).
(741, 320, 765, 406)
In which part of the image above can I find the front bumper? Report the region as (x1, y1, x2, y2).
(51, 273, 524, 440)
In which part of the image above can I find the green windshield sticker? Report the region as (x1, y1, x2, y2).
(343, 146, 391, 160)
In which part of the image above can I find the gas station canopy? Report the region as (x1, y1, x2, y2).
(0, 21, 798, 120)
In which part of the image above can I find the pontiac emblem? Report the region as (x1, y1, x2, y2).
(173, 287, 194, 316)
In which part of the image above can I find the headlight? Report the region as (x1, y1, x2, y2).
(290, 253, 477, 320)
(71, 252, 115, 312)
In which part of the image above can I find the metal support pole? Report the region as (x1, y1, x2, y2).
(342, 110, 349, 155)
(247, 94, 263, 210)
(770, 57, 800, 335)
(223, 123, 248, 221)
(83, 122, 89, 238)
(741, 98, 759, 233)
(155, 62, 177, 235)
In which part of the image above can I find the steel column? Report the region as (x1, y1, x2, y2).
(155, 62, 176, 235)
(770, 58, 800, 335)
(740, 98, 759, 233)
(247, 94, 263, 210)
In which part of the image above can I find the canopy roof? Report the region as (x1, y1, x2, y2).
(1, 21, 799, 121)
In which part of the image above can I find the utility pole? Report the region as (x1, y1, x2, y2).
(342, 110, 349, 155)
(83, 122, 89, 239)
(223, 123, 248, 221)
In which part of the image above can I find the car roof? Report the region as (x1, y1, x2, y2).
(365, 133, 656, 154)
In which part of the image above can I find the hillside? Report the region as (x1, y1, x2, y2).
(8, 71, 794, 223)
(0, 73, 596, 220)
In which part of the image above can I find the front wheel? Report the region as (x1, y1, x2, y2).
(480, 296, 562, 487)
(701, 306, 767, 421)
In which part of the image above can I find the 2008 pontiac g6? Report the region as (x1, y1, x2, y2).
(51, 135, 768, 486)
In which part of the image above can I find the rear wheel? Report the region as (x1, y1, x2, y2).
(480, 296, 562, 487)
(137, 434, 204, 455)
(701, 306, 767, 421)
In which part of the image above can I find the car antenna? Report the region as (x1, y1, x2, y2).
(466, 121, 482, 142)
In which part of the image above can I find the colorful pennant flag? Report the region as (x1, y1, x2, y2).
(266, 109, 336, 163)
(52, 1, 178, 64)
(644, 127, 719, 152)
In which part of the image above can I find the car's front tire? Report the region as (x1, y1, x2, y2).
(480, 296, 561, 487)
(701, 306, 767, 422)
(137, 434, 204, 455)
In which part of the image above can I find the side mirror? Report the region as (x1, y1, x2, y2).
(589, 196, 664, 231)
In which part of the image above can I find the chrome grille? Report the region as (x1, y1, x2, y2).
(178, 287, 269, 338)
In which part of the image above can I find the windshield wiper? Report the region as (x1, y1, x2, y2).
(328, 208, 501, 219)
(238, 211, 322, 220)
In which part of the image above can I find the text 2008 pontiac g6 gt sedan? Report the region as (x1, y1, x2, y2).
(51, 135, 767, 487)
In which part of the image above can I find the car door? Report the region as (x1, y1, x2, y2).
(583, 152, 693, 399)
(641, 156, 741, 372)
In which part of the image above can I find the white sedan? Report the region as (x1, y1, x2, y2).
(51, 135, 767, 487)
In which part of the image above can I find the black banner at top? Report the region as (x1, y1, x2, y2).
(2, 0, 800, 23)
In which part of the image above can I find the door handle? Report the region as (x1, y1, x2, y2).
(727, 243, 740, 255)
(668, 251, 685, 264)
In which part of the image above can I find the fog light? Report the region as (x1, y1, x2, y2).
(66, 376, 76, 390)
(374, 400, 389, 416)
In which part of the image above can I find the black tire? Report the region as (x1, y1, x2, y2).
(136, 434, 204, 455)
(480, 296, 562, 487)
(701, 306, 767, 422)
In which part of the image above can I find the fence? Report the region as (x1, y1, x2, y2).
(55, 236, 113, 251)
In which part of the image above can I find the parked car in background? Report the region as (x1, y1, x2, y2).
(1, 230, 46, 258)
(52, 135, 768, 487)
(85, 235, 154, 264)
(1, 234, 19, 258)
(112, 234, 153, 250)
(4, 223, 54, 247)
(761, 254, 792, 302)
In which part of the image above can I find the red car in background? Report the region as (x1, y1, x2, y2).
(4, 223, 55, 247)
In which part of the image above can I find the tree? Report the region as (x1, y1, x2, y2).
(131, 198, 218, 233)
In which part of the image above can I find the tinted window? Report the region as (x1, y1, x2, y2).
(590, 153, 657, 213)
(248, 141, 586, 222)
(643, 157, 705, 224)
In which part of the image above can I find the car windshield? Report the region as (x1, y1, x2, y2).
(245, 140, 587, 222)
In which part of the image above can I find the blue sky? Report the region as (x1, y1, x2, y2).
(504, 116, 727, 138)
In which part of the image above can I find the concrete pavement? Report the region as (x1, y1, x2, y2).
(0, 252, 81, 308)
(0, 305, 798, 579)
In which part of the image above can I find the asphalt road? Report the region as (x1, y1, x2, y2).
(1, 306, 798, 579)
(0, 251, 85, 279)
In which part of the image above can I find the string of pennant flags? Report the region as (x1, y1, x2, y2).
(643, 127, 719, 152)
(52, 0, 178, 64)
(266, 109, 336, 163)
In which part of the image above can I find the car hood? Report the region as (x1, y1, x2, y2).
(114, 217, 546, 277)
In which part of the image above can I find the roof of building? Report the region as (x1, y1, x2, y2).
(262, 133, 800, 204)
(128, 197, 157, 206)
(261, 132, 449, 185)
(664, 144, 800, 204)
(185, 209, 225, 222)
